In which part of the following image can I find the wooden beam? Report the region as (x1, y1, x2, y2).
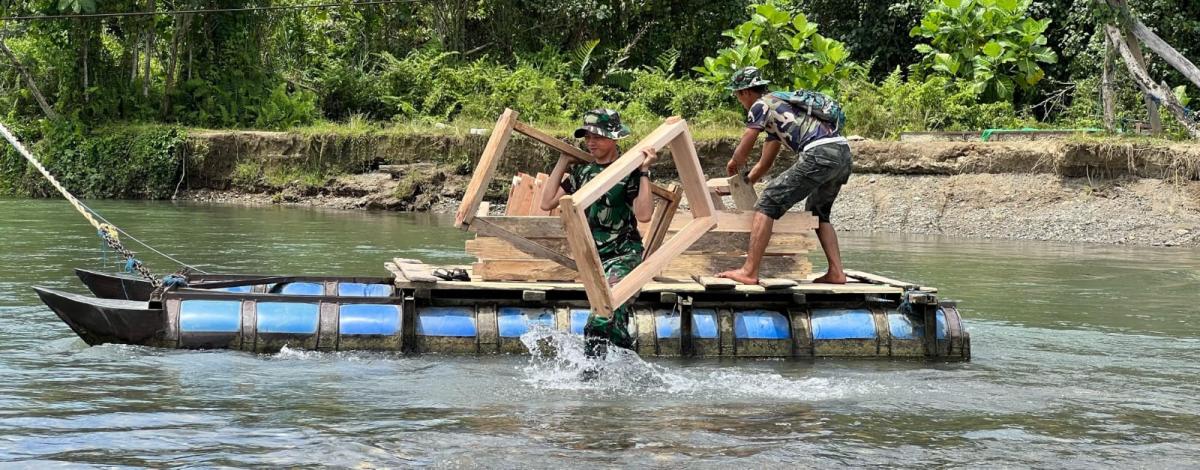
(513, 120, 594, 163)
(468, 217, 577, 270)
(669, 124, 716, 219)
(570, 120, 687, 209)
(844, 269, 920, 290)
(1105, 25, 1200, 139)
(611, 215, 716, 306)
(559, 196, 615, 318)
(456, 108, 518, 227)
(476, 201, 491, 218)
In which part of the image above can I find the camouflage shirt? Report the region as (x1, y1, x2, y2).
(746, 93, 836, 153)
(560, 162, 645, 260)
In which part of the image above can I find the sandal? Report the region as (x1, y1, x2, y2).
(431, 268, 455, 281)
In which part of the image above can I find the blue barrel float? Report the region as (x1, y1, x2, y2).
(34, 275, 968, 360)
(139, 279, 969, 360)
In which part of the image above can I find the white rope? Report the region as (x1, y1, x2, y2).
(0, 121, 206, 275)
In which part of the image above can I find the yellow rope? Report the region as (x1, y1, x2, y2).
(0, 122, 118, 239)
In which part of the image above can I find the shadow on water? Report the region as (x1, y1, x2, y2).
(1, 198, 1198, 466)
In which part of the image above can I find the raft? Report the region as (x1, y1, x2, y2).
(36, 269, 969, 360)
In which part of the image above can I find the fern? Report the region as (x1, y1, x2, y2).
(571, 39, 600, 80)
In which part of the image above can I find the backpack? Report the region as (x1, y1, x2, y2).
(762, 90, 846, 134)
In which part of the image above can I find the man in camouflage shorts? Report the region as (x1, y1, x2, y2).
(539, 109, 659, 356)
(716, 67, 853, 285)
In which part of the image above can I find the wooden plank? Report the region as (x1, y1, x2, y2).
(528, 173, 551, 216)
(844, 269, 920, 290)
(512, 120, 594, 163)
(393, 258, 439, 283)
(707, 177, 730, 195)
(662, 254, 811, 280)
(559, 196, 615, 318)
(642, 183, 682, 257)
(473, 261, 577, 281)
(691, 275, 737, 290)
(671, 211, 819, 233)
(470, 256, 811, 283)
(503, 173, 536, 216)
(676, 231, 815, 255)
(456, 109, 518, 227)
(466, 236, 571, 258)
(468, 217, 577, 271)
(472, 216, 564, 238)
(476, 201, 491, 217)
(758, 278, 798, 289)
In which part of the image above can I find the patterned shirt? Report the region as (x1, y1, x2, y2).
(560, 162, 644, 259)
(746, 93, 836, 153)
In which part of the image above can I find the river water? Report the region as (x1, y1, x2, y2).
(1, 198, 1197, 468)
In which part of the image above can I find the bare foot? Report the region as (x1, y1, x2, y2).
(716, 268, 758, 285)
(813, 271, 847, 284)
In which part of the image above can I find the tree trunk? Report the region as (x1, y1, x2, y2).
(0, 39, 58, 119)
(143, 0, 154, 98)
(1119, 28, 1163, 134)
(162, 12, 180, 117)
(1106, 0, 1200, 90)
(1105, 25, 1199, 139)
(1101, 33, 1116, 133)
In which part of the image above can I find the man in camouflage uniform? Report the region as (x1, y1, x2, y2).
(539, 109, 658, 356)
(717, 66, 853, 285)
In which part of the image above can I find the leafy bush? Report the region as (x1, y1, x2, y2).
(839, 68, 1033, 138)
(693, 2, 856, 93)
(910, 0, 1058, 102)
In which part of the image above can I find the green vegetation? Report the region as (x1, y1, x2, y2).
(0, 0, 1197, 198)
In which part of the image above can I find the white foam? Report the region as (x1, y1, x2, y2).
(517, 326, 876, 400)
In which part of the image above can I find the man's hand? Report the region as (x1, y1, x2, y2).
(726, 158, 744, 177)
(640, 147, 658, 171)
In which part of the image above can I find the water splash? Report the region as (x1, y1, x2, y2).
(518, 326, 875, 400)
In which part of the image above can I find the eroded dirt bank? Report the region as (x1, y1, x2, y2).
(179, 131, 1200, 246)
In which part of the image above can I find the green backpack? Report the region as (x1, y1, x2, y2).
(763, 90, 846, 134)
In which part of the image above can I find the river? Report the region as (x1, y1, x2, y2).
(1, 198, 1197, 467)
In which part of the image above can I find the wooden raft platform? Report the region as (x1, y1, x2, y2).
(383, 258, 965, 360)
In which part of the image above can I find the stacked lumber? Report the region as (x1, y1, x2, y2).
(465, 210, 817, 282)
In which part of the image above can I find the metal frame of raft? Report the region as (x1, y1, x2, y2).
(37, 271, 969, 361)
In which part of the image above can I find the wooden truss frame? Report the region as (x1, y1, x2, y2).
(558, 116, 715, 318)
(455, 109, 716, 318)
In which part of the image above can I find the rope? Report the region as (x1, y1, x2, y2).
(0, 121, 205, 286)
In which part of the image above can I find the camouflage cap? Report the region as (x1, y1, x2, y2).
(573, 108, 631, 140)
(727, 66, 771, 91)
